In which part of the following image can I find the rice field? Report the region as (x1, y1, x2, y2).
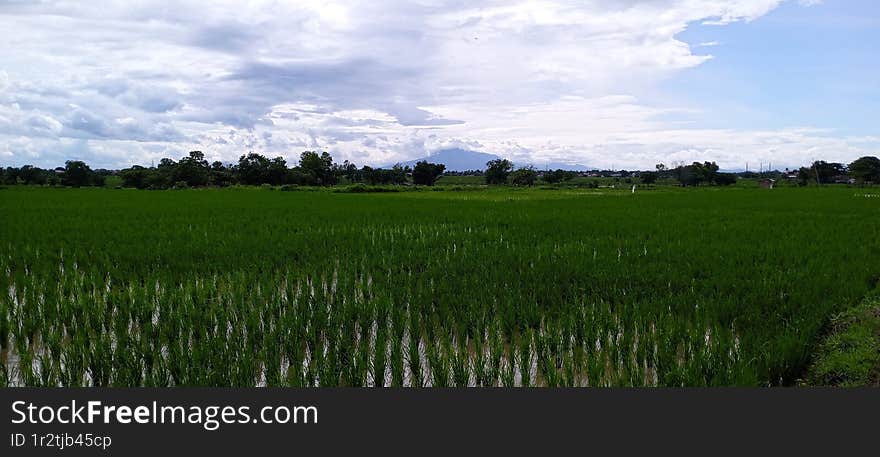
(1, 186, 878, 387)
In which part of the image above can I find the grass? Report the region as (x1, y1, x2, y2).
(802, 295, 880, 387)
(1, 185, 878, 387)
(434, 175, 484, 186)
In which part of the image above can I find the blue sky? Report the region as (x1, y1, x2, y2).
(0, 0, 877, 170)
(667, 0, 880, 135)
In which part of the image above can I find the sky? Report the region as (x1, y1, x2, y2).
(0, 0, 877, 170)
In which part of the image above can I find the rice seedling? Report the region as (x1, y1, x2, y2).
(0, 186, 877, 386)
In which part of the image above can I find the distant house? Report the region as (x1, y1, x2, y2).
(759, 178, 776, 189)
(53, 167, 65, 174)
(832, 175, 855, 185)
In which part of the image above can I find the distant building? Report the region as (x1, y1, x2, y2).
(759, 178, 776, 189)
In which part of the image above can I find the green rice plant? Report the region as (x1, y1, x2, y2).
(406, 306, 424, 387)
(389, 337, 404, 387)
(451, 334, 470, 387)
(518, 329, 533, 387)
(372, 301, 389, 387)
(389, 299, 406, 386)
(500, 357, 516, 387)
(0, 361, 8, 388)
(487, 323, 504, 387)
(353, 318, 371, 387)
(471, 332, 488, 386)
(0, 186, 877, 386)
(427, 334, 450, 388)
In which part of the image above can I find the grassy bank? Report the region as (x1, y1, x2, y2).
(802, 295, 880, 387)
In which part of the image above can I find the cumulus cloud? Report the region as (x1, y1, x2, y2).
(0, 0, 869, 169)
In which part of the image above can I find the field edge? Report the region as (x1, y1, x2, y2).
(800, 294, 880, 387)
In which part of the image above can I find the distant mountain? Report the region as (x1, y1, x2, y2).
(385, 148, 594, 172)
(522, 161, 595, 171)
(386, 148, 502, 172)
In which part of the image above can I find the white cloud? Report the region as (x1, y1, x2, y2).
(0, 0, 865, 169)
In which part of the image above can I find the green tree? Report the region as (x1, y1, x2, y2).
(485, 159, 513, 185)
(812, 161, 846, 184)
(62, 160, 93, 187)
(237, 153, 271, 185)
(697, 161, 720, 183)
(360, 166, 380, 185)
(412, 161, 445, 186)
(796, 167, 812, 186)
(510, 167, 537, 186)
(267, 157, 290, 185)
(543, 169, 575, 184)
(339, 160, 360, 183)
(210, 161, 234, 187)
(389, 164, 408, 185)
(714, 173, 737, 186)
(299, 151, 336, 186)
(674, 164, 699, 186)
(673, 161, 719, 186)
(848, 156, 880, 184)
(120, 165, 151, 189)
(151, 158, 178, 188)
(640, 171, 658, 185)
(1, 167, 17, 184)
(18, 165, 49, 185)
(175, 150, 210, 187)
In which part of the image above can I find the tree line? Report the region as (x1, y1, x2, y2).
(476, 158, 877, 188)
(640, 157, 880, 186)
(793, 158, 880, 185)
(122, 151, 451, 189)
(0, 160, 110, 187)
(0, 151, 447, 189)
(3, 153, 878, 188)
(642, 162, 738, 187)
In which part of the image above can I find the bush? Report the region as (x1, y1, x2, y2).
(714, 173, 738, 186)
(333, 184, 401, 193)
(510, 167, 537, 186)
(543, 169, 576, 184)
